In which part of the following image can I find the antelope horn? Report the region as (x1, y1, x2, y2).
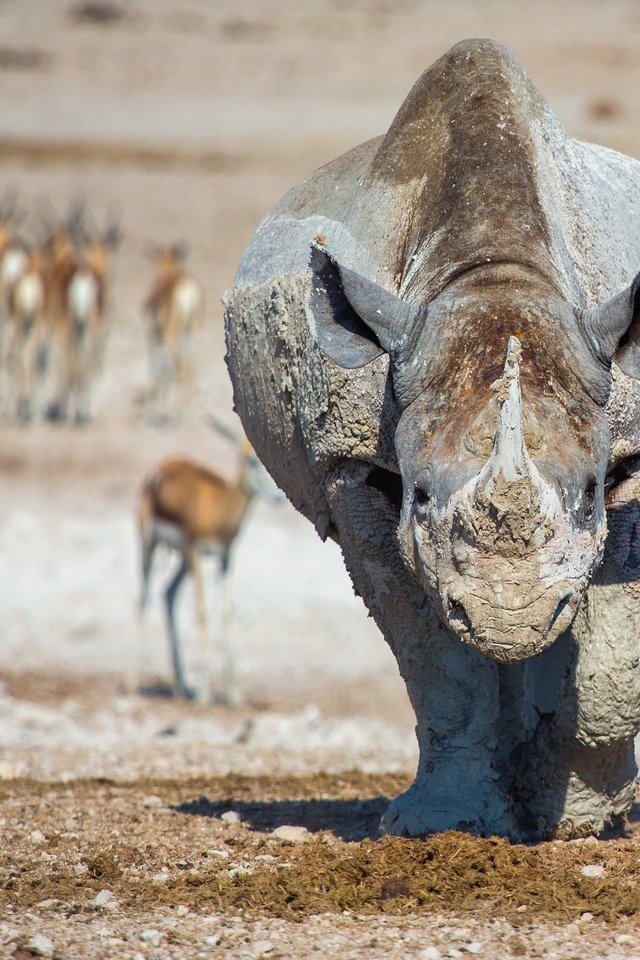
(0, 186, 18, 220)
(104, 206, 123, 248)
(66, 198, 90, 242)
(37, 197, 60, 231)
(171, 241, 189, 262)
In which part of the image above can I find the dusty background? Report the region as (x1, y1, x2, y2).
(1, 1, 640, 957)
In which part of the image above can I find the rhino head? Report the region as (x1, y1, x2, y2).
(310, 245, 640, 663)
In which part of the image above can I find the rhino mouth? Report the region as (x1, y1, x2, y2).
(441, 585, 578, 662)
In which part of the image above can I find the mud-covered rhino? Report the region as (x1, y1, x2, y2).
(224, 39, 640, 839)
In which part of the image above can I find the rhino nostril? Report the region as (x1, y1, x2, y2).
(449, 600, 472, 634)
(549, 592, 573, 632)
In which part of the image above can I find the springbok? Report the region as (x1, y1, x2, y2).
(2, 246, 47, 423)
(136, 420, 282, 704)
(59, 213, 122, 423)
(39, 204, 82, 421)
(143, 243, 204, 416)
(0, 190, 28, 345)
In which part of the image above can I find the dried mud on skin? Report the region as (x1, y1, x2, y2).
(0, 774, 639, 926)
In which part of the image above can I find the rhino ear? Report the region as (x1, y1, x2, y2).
(588, 270, 640, 378)
(308, 244, 420, 368)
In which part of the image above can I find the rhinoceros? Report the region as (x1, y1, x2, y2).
(224, 38, 640, 839)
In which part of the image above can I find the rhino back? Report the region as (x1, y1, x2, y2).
(227, 38, 640, 530)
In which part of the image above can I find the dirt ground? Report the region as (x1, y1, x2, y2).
(2, 1, 640, 957)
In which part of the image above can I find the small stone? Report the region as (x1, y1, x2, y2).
(206, 849, 230, 859)
(420, 948, 442, 960)
(205, 934, 221, 946)
(221, 810, 241, 824)
(36, 899, 60, 910)
(516, 905, 527, 913)
(92, 889, 117, 909)
(615, 934, 636, 945)
(30, 830, 45, 844)
(175, 905, 189, 917)
(73, 863, 88, 875)
(579, 912, 594, 922)
(140, 929, 163, 946)
(271, 825, 311, 843)
(25, 935, 54, 957)
(464, 944, 483, 955)
(447, 950, 464, 959)
(253, 940, 274, 957)
(580, 864, 605, 878)
(143, 795, 163, 808)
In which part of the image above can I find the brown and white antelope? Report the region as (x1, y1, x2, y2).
(2, 246, 47, 423)
(59, 213, 122, 423)
(143, 243, 204, 416)
(38, 204, 82, 421)
(135, 420, 282, 704)
(0, 190, 28, 344)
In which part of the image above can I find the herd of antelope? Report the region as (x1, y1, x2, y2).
(0, 193, 121, 425)
(0, 192, 278, 704)
(0, 191, 205, 425)
(0, 192, 283, 702)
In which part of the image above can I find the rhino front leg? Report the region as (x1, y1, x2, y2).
(385, 610, 516, 837)
(515, 468, 640, 837)
(325, 463, 515, 837)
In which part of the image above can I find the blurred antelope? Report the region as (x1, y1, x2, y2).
(43, 202, 122, 423)
(59, 211, 122, 423)
(143, 243, 204, 416)
(2, 246, 47, 423)
(135, 419, 282, 704)
(38, 201, 82, 420)
(0, 189, 28, 348)
(0, 189, 27, 287)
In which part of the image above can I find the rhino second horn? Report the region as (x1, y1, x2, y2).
(489, 335, 528, 482)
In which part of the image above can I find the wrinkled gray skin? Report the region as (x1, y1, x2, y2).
(225, 39, 640, 839)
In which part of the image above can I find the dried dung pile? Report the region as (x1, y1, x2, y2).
(0, 773, 638, 925)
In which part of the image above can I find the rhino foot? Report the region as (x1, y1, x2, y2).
(380, 779, 515, 839)
(513, 733, 638, 840)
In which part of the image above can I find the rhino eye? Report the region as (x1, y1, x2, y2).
(582, 479, 597, 522)
(413, 483, 431, 523)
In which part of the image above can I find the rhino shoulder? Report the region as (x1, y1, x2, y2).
(234, 137, 386, 291)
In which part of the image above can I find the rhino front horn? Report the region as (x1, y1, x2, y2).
(472, 334, 557, 524)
